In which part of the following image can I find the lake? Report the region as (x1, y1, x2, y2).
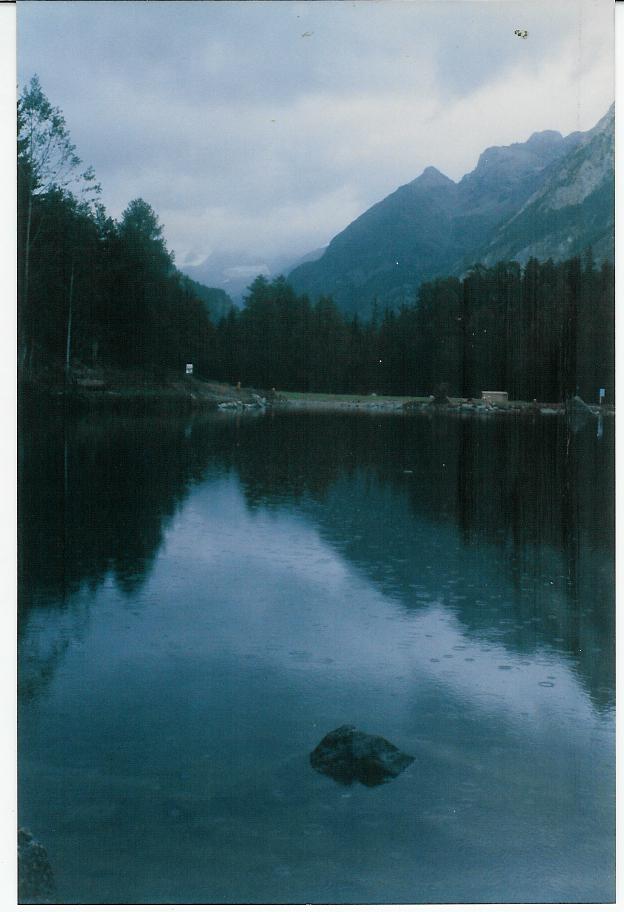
(18, 407, 615, 903)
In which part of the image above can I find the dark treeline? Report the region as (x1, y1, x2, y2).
(19, 77, 614, 403)
(18, 76, 218, 381)
(215, 256, 613, 402)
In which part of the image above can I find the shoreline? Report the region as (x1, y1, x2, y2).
(274, 393, 614, 418)
(18, 376, 614, 419)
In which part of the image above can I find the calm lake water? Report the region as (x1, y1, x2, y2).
(18, 407, 614, 903)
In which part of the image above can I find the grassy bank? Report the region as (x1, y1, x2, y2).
(277, 391, 426, 405)
(276, 390, 614, 417)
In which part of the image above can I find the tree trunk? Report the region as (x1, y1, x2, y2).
(65, 263, 75, 382)
(20, 194, 33, 377)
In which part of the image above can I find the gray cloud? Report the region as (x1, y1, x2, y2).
(18, 0, 613, 272)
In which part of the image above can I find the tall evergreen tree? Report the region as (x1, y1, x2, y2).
(18, 75, 100, 375)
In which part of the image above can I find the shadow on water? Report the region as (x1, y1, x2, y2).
(19, 405, 614, 710)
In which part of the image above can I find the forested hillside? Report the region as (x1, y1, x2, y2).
(18, 78, 614, 404)
(18, 76, 223, 382)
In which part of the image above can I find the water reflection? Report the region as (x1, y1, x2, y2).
(18, 406, 614, 903)
(19, 407, 614, 709)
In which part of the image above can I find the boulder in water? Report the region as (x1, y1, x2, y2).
(310, 725, 414, 787)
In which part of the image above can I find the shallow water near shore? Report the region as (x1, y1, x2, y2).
(18, 409, 614, 903)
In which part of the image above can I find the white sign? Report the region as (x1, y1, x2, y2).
(186, 363, 193, 375)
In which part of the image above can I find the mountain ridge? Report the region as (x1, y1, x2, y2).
(288, 106, 614, 316)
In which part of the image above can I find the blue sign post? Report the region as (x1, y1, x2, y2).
(599, 387, 605, 405)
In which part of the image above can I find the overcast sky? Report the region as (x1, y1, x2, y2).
(18, 0, 613, 275)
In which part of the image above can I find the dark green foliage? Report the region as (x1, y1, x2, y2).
(180, 276, 234, 323)
(409, 257, 613, 402)
(212, 257, 613, 403)
(18, 79, 217, 382)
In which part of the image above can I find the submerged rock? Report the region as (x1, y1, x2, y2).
(18, 828, 55, 903)
(310, 725, 414, 787)
(218, 400, 243, 410)
(218, 393, 267, 411)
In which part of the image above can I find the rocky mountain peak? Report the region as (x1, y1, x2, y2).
(587, 101, 614, 137)
(471, 131, 562, 180)
(525, 129, 564, 150)
(413, 165, 455, 188)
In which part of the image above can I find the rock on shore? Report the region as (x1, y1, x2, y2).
(18, 828, 55, 903)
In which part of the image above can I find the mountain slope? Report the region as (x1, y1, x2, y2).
(290, 167, 462, 314)
(179, 275, 234, 322)
(478, 104, 614, 267)
(288, 107, 613, 316)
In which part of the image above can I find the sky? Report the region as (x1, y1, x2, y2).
(17, 0, 614, 287)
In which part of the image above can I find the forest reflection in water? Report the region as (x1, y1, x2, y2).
(19, 407, 614, 709)
(18, 406, 614, 904)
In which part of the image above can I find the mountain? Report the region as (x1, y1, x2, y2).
(179, 274, 234, 322)
(184, 248, 315, 305)
(288, 106, 613, 316)
(183, 252, 275, 304)
(479, 104, 614, 267)
(284, 246, 327, 273)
